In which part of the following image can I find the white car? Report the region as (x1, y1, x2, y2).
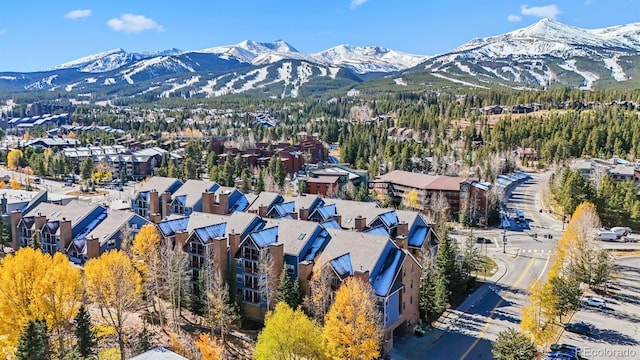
(581, 296, 606, 308)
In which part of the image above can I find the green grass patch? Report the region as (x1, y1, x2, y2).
(472, 255, 498, 278)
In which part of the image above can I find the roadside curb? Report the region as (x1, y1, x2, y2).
(429, 254, 509, 344)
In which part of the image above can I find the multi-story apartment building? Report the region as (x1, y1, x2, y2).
(131, 177, 183, 219)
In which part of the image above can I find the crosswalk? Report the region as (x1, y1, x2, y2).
(517, 249, 556, 254)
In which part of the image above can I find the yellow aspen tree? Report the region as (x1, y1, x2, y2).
(131, 223, 164, 326)
(85, 250, 142, 360)
(38, 253, 83, 355)
(194, 333, 224, 360)
(7, 149, 23, 170)
(9, 178, 20, 190)
(254, 302, 325, 360)
(323, 277, 383, 360)
(0, 248, 50, 355)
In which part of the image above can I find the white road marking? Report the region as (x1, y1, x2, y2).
(537, 254, 551, 280)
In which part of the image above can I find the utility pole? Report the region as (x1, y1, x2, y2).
(502, 229, 507, 254)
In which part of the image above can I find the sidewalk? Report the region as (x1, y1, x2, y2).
(389, 255, 508, 359)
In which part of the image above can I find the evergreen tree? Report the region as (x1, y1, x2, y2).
(435, 229, 465, 303)
(189, 278, 207, 316)
(73, 305, 97, 358)
(255, 171, 265, 194)
(16, 319, 52, 360)
(492, 328, 536, 360)
(276, 269, 303, 309)
(134, 328, 153, 355)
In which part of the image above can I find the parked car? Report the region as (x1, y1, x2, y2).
(33, 177, 41, 184)
(549, 343, 582, 358)
(597, 230, 619, 242)
(563, 322, 594, 335)
(544, 352, 577, 360)
(581, 296, 606, 308)
(476, 237, 492, 244)
(64, 180, 73, 187)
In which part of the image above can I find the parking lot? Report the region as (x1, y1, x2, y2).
(558, 257, 640, 360)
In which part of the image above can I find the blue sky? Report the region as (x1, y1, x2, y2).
(0, 1, 638, 72)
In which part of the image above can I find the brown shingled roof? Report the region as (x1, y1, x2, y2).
(375, 170, 466, 191)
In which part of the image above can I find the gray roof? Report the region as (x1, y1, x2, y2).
(322, 198, 386, 228)
(264, 218, 322, 256)
(320, 228, 389, 275)
(282, 194, 323, 212)
(129, 347, 188, 360)
(395, 209, 423, 226)
(25, 200, 95, 223)
(186, 211, 227, 233)
(225, 211, 261, 236)
(247, 191, 281, 212)
(610, 165, 635, 176)
(138, 176, 180, 194)
(173, 180, 217, 208)
(84, 210, 138, 246)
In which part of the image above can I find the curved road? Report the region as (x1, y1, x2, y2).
(391, 171, 564, 359)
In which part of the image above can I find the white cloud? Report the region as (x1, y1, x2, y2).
(64, 9, 92, 20)
(350, 0, 367, 9)
(107, 14, 164, 33)
(520, 4, 562, 19)
(508, 14, 522, 22)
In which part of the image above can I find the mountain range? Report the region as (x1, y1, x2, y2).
(2, 18, 640, 100)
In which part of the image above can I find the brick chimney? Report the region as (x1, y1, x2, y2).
(258, 204, 268, 218)
(333, 215, 342, 228)
(396, 221, 408, 237)
(210, 237, 228, 276)
(354, 216, 366, 232)
(59, 218, 73, 252)
(161, 191, 172, 218)
(148, 213, 162, 224)
(289, 212, 298, 220)
(34, 213, 47, 232)
(299, 207, 309, 221)
(201, 191, 215, 214)
(215, 191, 230, 215)
(298, 261, 314, 296)
(175, 231, 189, 249)
(229, 230, 242, 258)
(10, 210, 23, 250)
(86, 237, 100, 260)
(394, 235, 407, 250)
(149, 190, 159, 215)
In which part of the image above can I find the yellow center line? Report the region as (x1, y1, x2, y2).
(458, 255, 538, 360)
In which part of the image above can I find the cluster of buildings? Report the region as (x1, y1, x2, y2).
(571, 157, 640, 184)
(1, 113, 70, 131)
(6, 176, 442, 353)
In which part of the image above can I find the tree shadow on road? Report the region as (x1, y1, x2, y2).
(592, 328, 639, 345)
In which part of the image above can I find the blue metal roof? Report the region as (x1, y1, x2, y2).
(273, 201, 295, 217)
(407, 226, 428, 247)
(157, 217, 189, 236)
(365, 226, 390, 237)
(378, 211, 399, 228)
(73, 208, 108, 240)
(322, 219, 342, 229)
(174, 195, 187, 206)
(316, 204, 337, 220)
(372, 245, 405, 296)
(195, 223, 227, 244)
(308, 197, 324, 213)
(250, 226, 279, 248)
(302, 228, 330, 262)
(330, 253, 353, 278)
(229, 190, 249, 212)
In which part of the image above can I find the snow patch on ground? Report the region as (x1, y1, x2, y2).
(328, 67, 340, 79)
(603, 57, 628, 81)
(86, 77, 97, 84)
(558, 60, 599, 90)
(104, 78, 116, 85)
(65, 82, 82, 92)
(0, 76, 16, 80)
(431, 72, 489, 89)
(394, 78, 407, 86)
(455, 62, 474, 76)
(160, 76, 200, 98)
(238, 67, 269, 92)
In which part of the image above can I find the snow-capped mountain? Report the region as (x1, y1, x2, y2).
(195, 40, 302, 63)
(52, 48, 183, 73)
(415, 18, 640, 90)
(312, 45, 428, 74)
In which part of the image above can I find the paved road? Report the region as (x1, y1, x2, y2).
(556, 256, 640, 360)
(391, 171, 563, 360)
(0, 166, 136, 205)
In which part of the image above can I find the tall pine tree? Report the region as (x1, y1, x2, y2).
(16, 319, 51, 360)
(73, 305, 97, 358)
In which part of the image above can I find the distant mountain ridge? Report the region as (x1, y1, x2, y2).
(2, 19, 640, 100)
